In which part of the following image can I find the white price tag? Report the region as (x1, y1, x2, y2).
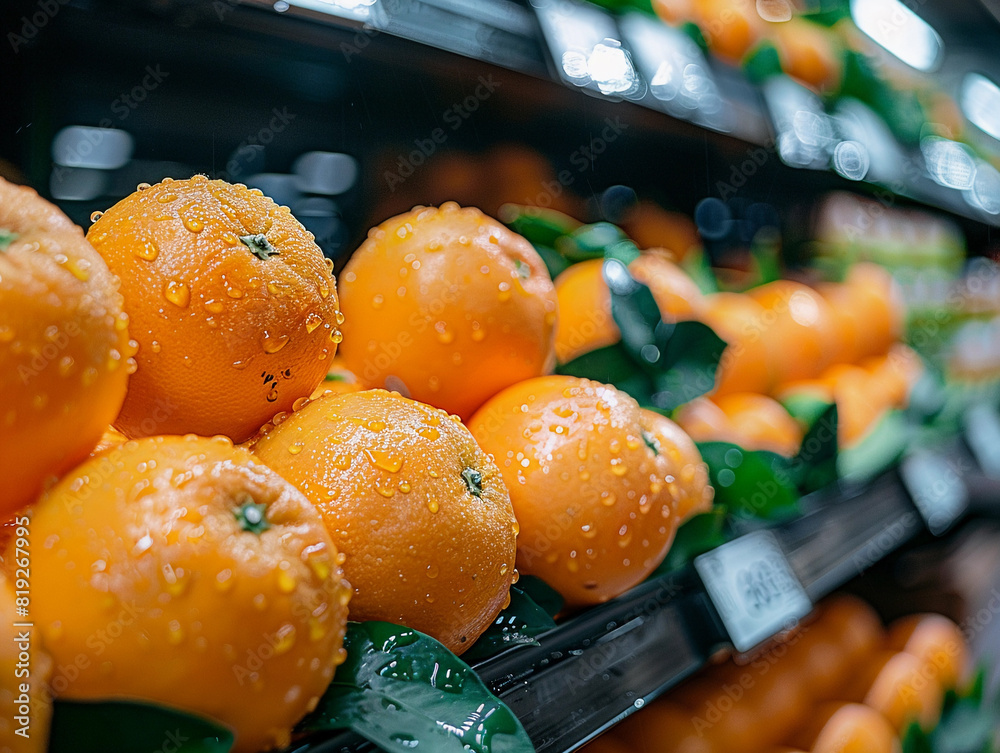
(694, 531, 811, 653)
(900, 451, 968, 536)
(966, 405, 1000, 480)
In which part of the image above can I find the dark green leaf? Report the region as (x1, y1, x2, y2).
(301, 622, 533, 753)
(790, 402, 839, 494)
(679, 21, 709, 51)
(780, 393, 833, 427)
(557, 223, 629, 262)
(533, 244, 570, 280)
(901, 720, 934, 753)
(647, 506, 729, 578)
(697, 442, 799, 519)
(606, 258, 666, 372)
(648, 322, 726, 411)
(498, 203, 580, 248)
(932, 698, 995, 753)
(742, 41, 783, 84)
(515, 575, 565, 619)
(557, 343, 640, 385)
(463, 587, 557, 663)
(749, 227, 782, 286)
(49, 700, 233, 753)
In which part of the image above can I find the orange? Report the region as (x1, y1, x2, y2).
(862, 345, 923, 410)
(620, 201, 701, 261)
(337, 203, 558, 419)
(850, 651, 944, 733)
(700, 292, 773, 396)
(309, 357, 363, 401)
(252, 389, 517, 654)
(691, 0, 765, 62)
(675, 393, 802, 456)
(0, 177, 133, 516)
(468, 376, 712, 607)
(576, 731, 634, 753)
(768, 18, 842, 92)
(645, 411, 714, 523)
(87, 176, 340, 443)
(788, 703, 900, 753)
(818, 264, 904, 365)
(1, 572, 53, 753)
(748, 280, 838, 385)
(553, 259, 618, 365)
(616, 700, 719, 753)
(553, 254, 705, 365)
(22, 435, 351, 753)
(886, 614, 968, 691)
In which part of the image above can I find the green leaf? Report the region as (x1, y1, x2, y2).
(742, 41, 783, 85)
(648, 506, 729, 578)
(0, 229, 18, 251)
(557, 343, 641, 385)
(463, 586, 557, 663)
(557, 223, 629, 262)
(679, 21, 709, 52)
(498, 203, 580, 248)
(648, 322, 726, 412)
(780, 393, 833, 427)
(49, 700, 233, 753)
(790, 402, 839, 494)
(748, 227, 782, 286)
(515, 575, 565, 619)
(605, 257, 666, 371)
(301, 622, 533, 753)
(680, 247, 719, 295)
(837, 410, 911, 482)
(696, 441, 799, 519)
(931, 698, 995, 753)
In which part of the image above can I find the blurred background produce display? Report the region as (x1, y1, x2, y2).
(4, 0, 1000, 751)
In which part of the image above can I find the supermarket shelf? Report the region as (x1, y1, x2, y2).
(292, 425, 1000, 753)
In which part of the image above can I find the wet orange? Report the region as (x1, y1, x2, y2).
(862, 345, 923, 410)
(576, 731, 634, 753)
(788, 702, 900, 753)
(22, 435, 351, 753)
(675, 393, 802, 457)
(87, 176, 340, 443)
(616, 700, 719, 753)
(468, 376, 711, 607)
(886, 614, 968, 691)
(700, 292, 773, 397)
(252, 389, 517, 654)
(1, 572, 53, 753)
(798, 595, 884, 700)
(90, 426, 128, 456)
(748, 280, 838, 385)
(553, 254, 705, 365)
(337, 203, 558, 419)
(0, 177, 133, 516)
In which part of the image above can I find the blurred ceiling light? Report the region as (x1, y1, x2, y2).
(968, 161, 1000, 215)
(756, 0, 792, 22)
(292, 152, 358, 195)
(850, 0, 942, 71)
(961, 73, 1000, 141)
(285, 0, 377, 20)
(921, 137, 976, 190)
(832, 140, 870, 181)
(587, 39, 640, 96)
(52, 127, 133, 170)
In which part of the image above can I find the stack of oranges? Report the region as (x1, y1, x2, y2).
(585, 595, 970, 753)
(0, 179, 715, 751)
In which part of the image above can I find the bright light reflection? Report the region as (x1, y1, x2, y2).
(587, 40, 639, 96)
(962, 73, 1000, 141)
(921, 137, 976, 190)
(850, 0, 942, 71)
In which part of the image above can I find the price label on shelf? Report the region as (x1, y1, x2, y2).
(966, 404, 1000, 479)
(900, 451, 968, 536)
(694, 531, 811, 653)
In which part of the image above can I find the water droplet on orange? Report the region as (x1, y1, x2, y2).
(288, 442, 304, 455)
(497, 281, 511, 302)
(417, 426, 440, 441)
(156, 192, 176, 203)
(183, 217, 204, 233)
(263, 333, 290, 354)
(215, 569, 234, 592)
(204, 299, 224, 314)
(434, 321, 454, 344)
(601, 492, 616, 507)
(426, 564, 439, 579)
(226, 286, 244, 299)
(375, 481, 395, 498)
(167, 620, 185, 645)
(319, 281, 331, 299)
(82, 367, 99, 386)
(335, 310, 346, 325)
(305, 312, 322, 333)
(330, 329, 343, 344)
(67, 258, 91, 281)
(364, 448, 403, 473)
(164, 280, 190, 308)
(277, 569, 297, 594)
(134, 241, 159, 261)
(427, 499, 440, 513)
(610, 458, 628, 476)
(90, 211, 104, 222)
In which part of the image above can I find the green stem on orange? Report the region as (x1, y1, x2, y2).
(642, 430, 660, 456)
(462, 468, 484, 498)
(513, 259, 530, 279)
(0, 229, 18, 251)
(234, 497, 271, 534)
(240, 234, 279, 260)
